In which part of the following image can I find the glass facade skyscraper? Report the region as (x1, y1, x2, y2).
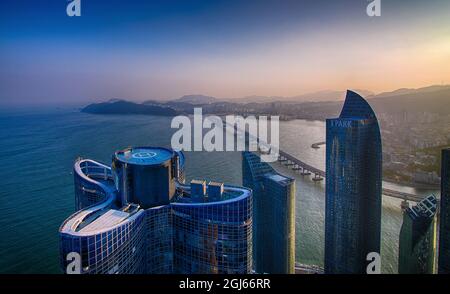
(398, 195, 437, 274)
(242, 151, 295, 274)
(324, 90, 382, 274)
(438, 148, 450, 274)
(59, 147, 252, 274)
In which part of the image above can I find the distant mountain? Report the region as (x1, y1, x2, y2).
(170, 94, 219, 105)
(141, 99, 161, 105)
(82, 100, 179, 116)
(369, 85, 450, 99)
(105, 98, 126, 103)
(368, 85, 450, 115)
(233, 95, 285, 103)
(227, 89, 374, 103)
(288, 89, 374, 103)
(82, 84, 450, 118)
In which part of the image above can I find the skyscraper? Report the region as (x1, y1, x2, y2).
(242, 151, 295, 274)
(438, 148, 450, 274)
(60, 147, 252, 274)
(398, 195, 437, 274)
(324, 90, 382, 274)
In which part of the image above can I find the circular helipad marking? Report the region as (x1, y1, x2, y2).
(132, 151, 157, 159)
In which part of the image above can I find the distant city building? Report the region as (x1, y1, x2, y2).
(242, 151, 295, 274)
(438, 148, 450, 274)
(398, 195, 437, 274)
(60, 147, 252, 274)
(324, 90, 382, 274)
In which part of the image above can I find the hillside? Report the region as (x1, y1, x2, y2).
(81, 101, 179, 116)
(82, 85, 450, 118)
(170, 95, 218, 105)
(369, 87, 450, 115)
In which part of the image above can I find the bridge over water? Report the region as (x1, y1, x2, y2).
(276, 149, 426, 203)
(224, 121, 428, 203)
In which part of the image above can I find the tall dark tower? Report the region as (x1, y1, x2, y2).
(398, 195, 437, 274)
(242, 151, 295, 274)
(438, 148, 450, 274)
(324, 90, 382, 274)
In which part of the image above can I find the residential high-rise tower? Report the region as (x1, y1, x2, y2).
(242, 151, 295, 274)
(324, 90, 382, 274)
(60, 147, 252, 274)
(398, 195, 437, 274)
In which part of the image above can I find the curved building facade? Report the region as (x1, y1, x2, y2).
(112, 147, 178, 208)
(172, 185, 252, 274)
(324, 90, 382, 274)
(73, 159, 115, 210)
(59, 147, 252, 274)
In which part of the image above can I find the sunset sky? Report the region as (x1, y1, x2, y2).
(1, 0, 449, 106)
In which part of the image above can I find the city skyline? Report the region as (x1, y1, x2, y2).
(0, 89, 446, 274)
(1, 0, 450, 106)
(1, 0, 450, 280)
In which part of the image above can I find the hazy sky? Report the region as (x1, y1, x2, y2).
(1, 0, 449, 106)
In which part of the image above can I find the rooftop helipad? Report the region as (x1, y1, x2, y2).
(115, 147, 174, 165)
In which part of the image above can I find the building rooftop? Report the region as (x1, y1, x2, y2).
(208, 181, 224, 187)
(61, 150, 252, 236)
(190, 179, 206, 185)
(115, 147, 173, 165)
(408, 194, 437, 219)
(174, 182, 250, 204)
(265, 172, 294, 186)
(79, 209, 130, 233)
(339, 90, 377, 120)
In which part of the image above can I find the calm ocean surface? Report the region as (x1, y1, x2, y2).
(0, 108, 438, 274)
